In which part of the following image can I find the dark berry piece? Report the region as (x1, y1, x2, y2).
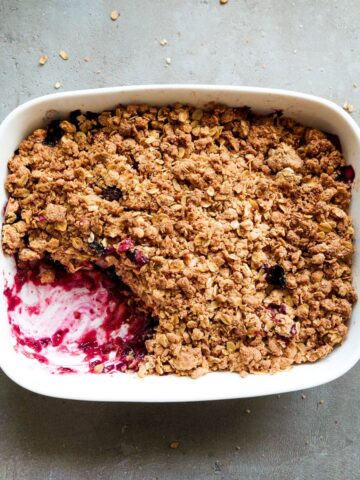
(69, 109, 82, 125)
(126, 249, 149, 266)
(89, 240, 107, 256)
(101, 186, 123, 201)
(325, 132, 342, 152)
(85, 111, 99, 120)
(14, 148, 20, 155)
(337, 165, 355, 184)
(265, 264, 286, 288)
(147, 315, 159, 331)
(105, 245, 116, 255)
(43, 120, 64, 146)
(279, 304, 287, 314)
(131, 161, 140, 171)
(117, 237, 134, 253)
(273, 109, 283, 117)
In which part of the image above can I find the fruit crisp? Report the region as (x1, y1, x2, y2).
(2, 103, 356, 378)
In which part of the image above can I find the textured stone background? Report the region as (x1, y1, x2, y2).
(0, 1, 359, 479)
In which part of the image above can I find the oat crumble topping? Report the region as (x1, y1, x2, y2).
(2, 103, 356, 378)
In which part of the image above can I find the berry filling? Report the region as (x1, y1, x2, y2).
(4, 261, 156, 374)
(337, 165, 355, 184)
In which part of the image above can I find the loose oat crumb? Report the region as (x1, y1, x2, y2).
(159, 38, 168, 46)
(353, 83, 358, 88)
(39, 55, 48, 66)
(169, 441, 180, 449)
(83, 56, 91, 62)
(220, 0, 228, 4)
(301, 394, 306, 400)
(343, 102, 354, 113)
(165, 57, 172, 65)
(244, 408, 251, 414)
(59, 50, 69, 61)
(53, 81, 62, 89)
(235, 446, 241, 451)
(318, 400, 324, 405)
(93, 363, 104, 373)
(111, 10, 120, 21)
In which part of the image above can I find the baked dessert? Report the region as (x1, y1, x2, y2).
(2, 103, 356, 377)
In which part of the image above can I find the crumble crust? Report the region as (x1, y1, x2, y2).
(2, 103, 356, 377)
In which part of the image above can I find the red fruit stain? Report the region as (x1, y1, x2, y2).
(4, 262, 156, 374)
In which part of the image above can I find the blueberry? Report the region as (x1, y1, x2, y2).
(89, 241, 107, 256)
(43, 120, 64, 146)
(126, 249, 149, 266)
(101, 186, 123, 201)
(85, 111, 99, 120)
(69, 109, 82, 125)
(265, 264, 286, 288)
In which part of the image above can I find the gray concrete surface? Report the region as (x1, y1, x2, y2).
(0, 0, 360, 479)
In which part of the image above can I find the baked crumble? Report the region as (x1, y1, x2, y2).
(2, 103, 356, 377)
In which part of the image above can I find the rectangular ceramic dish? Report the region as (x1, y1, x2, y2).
(1, 85, 359, 402)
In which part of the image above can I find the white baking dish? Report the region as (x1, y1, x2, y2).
(0, 85, 359, 402)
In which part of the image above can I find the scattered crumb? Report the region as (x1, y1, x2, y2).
(277, 394, 281, 398)
(59, 50, 69, 61)
(235, 446, 241, 451)
(301, 394, 306, 399)
(318, 399, 324, 405)
(165, 57, 172, 65)
(39, 55, 48, 66)
(305, 440, 309, 446)
(111, 10, 120, 21)
(343, 102, 354, 113)
(169, 441, 180, 449)
(83, 56, 91, 62)
(121, 424, 128, 434)
(159, 38, 168, 46)
(244, 408, 251, 414)
(54, 81, 62, 89)
(353, 83, 358, 88)
(219, 0, 228, 4)
(334, 420, 338, 425)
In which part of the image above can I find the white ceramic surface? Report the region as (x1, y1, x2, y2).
(0, 85, 359, 402)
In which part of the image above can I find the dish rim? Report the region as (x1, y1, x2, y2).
(0, 84, 359, 402)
